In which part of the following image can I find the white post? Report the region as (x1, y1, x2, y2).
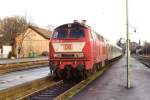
(126, 0, 131, 88)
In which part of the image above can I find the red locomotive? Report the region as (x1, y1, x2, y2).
(49, 20, 122, 79)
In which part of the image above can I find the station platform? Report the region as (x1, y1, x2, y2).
(0, 56, 48, 64)
(73, 56, 150, 100)
(0, 66, 49, 90)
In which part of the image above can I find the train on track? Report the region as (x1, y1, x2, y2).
(49, 20, 122, 80)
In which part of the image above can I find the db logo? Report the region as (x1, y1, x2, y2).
(62, 44, 72, 50)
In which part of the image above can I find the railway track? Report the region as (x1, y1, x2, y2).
(0, 77, 60, 100)
(0, 57, 121, 100)
(0, 60, 48, 74)
(28, 80, 79, 100)
(134, 55, 150, 67)
(24, 60, 114, 100)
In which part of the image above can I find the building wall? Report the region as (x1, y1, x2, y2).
(2, 45, 12, 58)
(16, 28, 49, 57)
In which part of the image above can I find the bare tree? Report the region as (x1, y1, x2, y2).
(47, 24, 54, 31)
(116, 38, 122, 47)
(143, 41, 150, 55)
(16, 29, 32, 57)
(0, 16, 32, 56)
(116, 38, 126, 48)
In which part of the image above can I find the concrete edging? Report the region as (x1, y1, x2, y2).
(0, 76, 57, 100)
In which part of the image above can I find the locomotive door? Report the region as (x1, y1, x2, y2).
(91, 31, 97, 63)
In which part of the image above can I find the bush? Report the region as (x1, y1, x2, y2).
(41, 51, 49, 56)
(8, 51, 16, 59)
(28, 51, 38, 58)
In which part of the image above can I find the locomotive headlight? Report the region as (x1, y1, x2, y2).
(53, 53, 61, 58)
(75, 53, 84, 58)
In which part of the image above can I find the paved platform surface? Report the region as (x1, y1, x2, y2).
(0, 66, 49, 90)
(0, 57, 48, 64)
(73, 56, 150, 100)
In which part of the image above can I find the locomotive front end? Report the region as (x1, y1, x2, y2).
(52, 42, 85, 69)
(49, 22, 89, 79)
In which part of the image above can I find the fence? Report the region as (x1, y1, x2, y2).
(0, 45, 12, 58)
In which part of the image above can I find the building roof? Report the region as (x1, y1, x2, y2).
(29, 26, 52, 39)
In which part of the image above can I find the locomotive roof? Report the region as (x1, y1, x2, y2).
(55, 22, 89, 30)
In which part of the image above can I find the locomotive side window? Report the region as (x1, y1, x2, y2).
(90, 30, 94, 39)
(97, 34, 102, 41)
(91, 30, 96, 39)
(70, 28, 85, 38)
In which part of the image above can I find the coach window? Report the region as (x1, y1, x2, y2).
(101, 36, 104, 42)
(100, 36, 103, 41)
(96, 34, 100, 41)
(98, 35, 101, 41)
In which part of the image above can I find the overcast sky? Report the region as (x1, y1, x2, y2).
(0, 0, 149, 43)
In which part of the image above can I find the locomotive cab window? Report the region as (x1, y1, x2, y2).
(70, 28, 85, 38)
(53, 29, 68, 38)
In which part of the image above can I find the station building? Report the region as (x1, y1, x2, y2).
(15, 26, 52, 58)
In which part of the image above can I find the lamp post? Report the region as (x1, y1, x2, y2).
(126, 0, 131, 88)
